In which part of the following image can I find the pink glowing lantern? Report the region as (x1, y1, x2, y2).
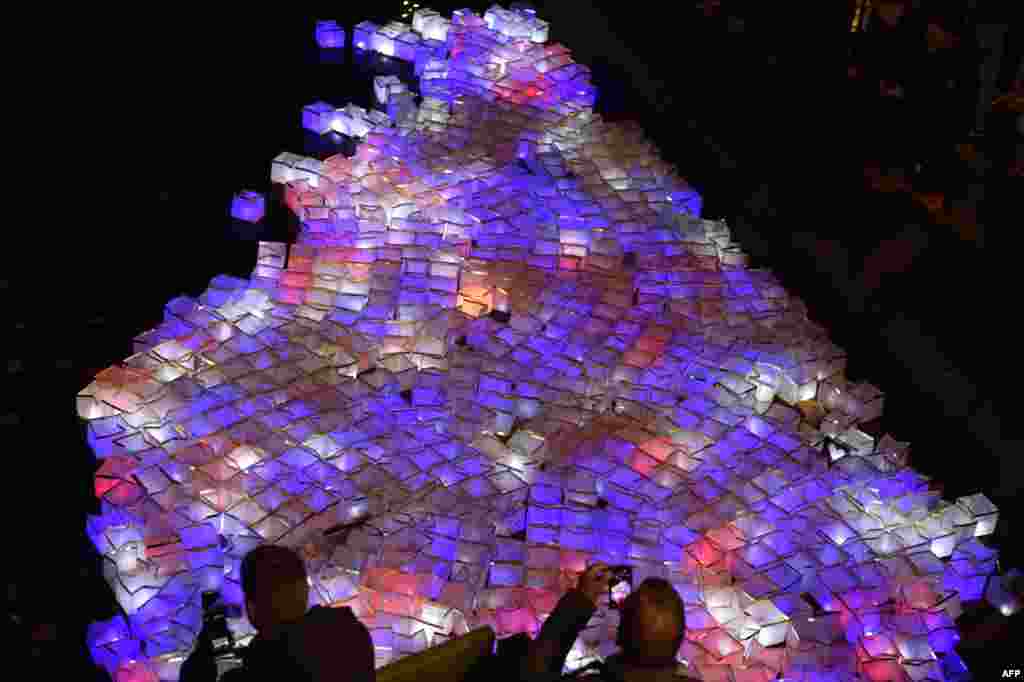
(115, 661, 159, 682)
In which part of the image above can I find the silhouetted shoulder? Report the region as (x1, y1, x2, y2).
(282, 606, 374, 682)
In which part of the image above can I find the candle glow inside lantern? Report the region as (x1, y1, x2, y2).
(80, 5, 1010, 682)
(353, 21, 377, 50)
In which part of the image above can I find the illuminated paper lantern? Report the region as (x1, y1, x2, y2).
(414, 38, 447, 75)
(302, 101, 336, 135)
(315, 20, 345, 49)
(353, 21, 378, 50)
(412, 8, 436, 34)
(394, 32, 421, 61)
(374, 75, 408, 105)
(81, 5, 1007, 681)
(484, 5, 548, 43)
(230, 190, 265, 223)
(414, 9, 451, 42)
(387, 91, 418, 127)
(372, 23, 402, 57)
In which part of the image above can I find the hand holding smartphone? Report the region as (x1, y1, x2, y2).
(608, 566, 633, 609)
(201, 590, 236, 657)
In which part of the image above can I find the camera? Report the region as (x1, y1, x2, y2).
(608, 566, 633, 609)
(201, 591, 243, 677)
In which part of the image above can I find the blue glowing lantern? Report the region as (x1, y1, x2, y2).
(353, 21, 378, 51)
(414, 38, 446, 75)
(315, 20, 345, 49)
(230, 190, 265, 223)
(451, 8, 480, 26)
(302, 101, 336, 135)
(395, 31, 421, 61)
(372, 22, 409, 58)
(669, 185, 703, 217)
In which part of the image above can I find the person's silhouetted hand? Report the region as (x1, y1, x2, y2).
(179, 624, 218, 682)
(577, 563, 612, 608)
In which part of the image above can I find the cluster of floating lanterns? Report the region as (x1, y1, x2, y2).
(81, 6, 1011, 681)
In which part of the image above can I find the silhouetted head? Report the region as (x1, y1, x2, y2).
(240, 545, 310, 632)
(876, 1, 907, 27)
(615, 578, 686, 667)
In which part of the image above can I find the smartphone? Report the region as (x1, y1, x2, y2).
(608, 565, 633, 609)
(201, 591, 235, 656)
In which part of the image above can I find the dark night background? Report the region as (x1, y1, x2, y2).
(7, 2, 1021, 679)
